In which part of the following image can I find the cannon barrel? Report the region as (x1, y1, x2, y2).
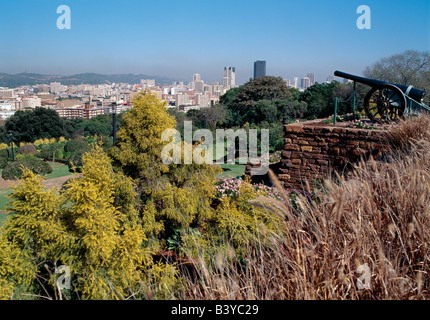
(334, 70, 426, 102)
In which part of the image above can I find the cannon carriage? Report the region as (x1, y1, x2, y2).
(334, 70, 429, 122)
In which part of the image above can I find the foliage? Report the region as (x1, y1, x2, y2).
(64, 136, 89, 154)
(2, 158, 53, 180)
(110, 91, 177, 180)
(363, 50, 430, 105)
(0, 157, 7, 169)
(0, 146, 179, 299)
(182, 177, 287, 259)
(300, 81, 341, 119)
(5, 107, 66, 142)
(110, 91, 221, 243)
(221, 76, 303, 127)
(19, 144, 37, 155)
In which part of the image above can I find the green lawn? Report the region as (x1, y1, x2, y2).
(45, 162, 73, 179)
(217, 161, 246, 179)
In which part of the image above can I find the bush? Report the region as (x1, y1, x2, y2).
(64, 136, 89, 154)
(0, 149, 10, 159)
(19, 145, 37, 155)
(0, 157, 7, 169)
(38, 149, 54, 161)
(2, 158, 53, 180)
(68, 150, 86, 171)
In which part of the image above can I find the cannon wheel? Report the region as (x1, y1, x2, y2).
(364, 84, 407, 122)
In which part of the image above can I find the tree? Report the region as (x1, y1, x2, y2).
(109, 91, 177, 180)
(0, 146, 178, 299)
(221, 76, 293, 127)
(364, 50, 430, 105)
(301, 82, 340, 119)
(5, 107, 66, 143)
(197, 104, 228, 130)
(110, 90, 220, 241)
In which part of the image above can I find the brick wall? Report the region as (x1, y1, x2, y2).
(245, 121, 390, 190)
(277, 122, 389, 189)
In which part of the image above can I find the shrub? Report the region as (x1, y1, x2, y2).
(19, 144, 37, 155)
(38, 149, 54, 161)
(2, 158, 53, 180)
(67, 150, 86, 171)
(0, 157, 7, 169)
(54, 149, 64, 159)
(0, 149, 10, 159)
(64, 136, 89, 154)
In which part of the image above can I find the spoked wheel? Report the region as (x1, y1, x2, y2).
(364, 84, 407, 123)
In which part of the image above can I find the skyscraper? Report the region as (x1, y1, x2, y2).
(301, 77, 311, 90)
(307, 73, 315, 86)
(223, 67, 236, 89)
(254, 60, 266, 79)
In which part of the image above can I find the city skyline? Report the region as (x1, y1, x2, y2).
(0, 0, 429, 85)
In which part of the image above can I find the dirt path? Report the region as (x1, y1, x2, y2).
(0, 174, 80, 192)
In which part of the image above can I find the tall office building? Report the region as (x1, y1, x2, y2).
(254, 60, 266, 79)
(301, 77, 311, 90)
(293, 77, 299, 89)
(223, 67, 236, 89)
(307, 73, 315, 86)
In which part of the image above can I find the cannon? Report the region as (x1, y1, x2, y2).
(334, 70, 429, 122)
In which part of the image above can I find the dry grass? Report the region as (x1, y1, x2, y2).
(176, 116, 430, 300)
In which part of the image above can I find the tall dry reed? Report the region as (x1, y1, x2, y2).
(176, 116, 430, 300)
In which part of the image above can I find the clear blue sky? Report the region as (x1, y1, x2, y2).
(0, 0, 429, 85)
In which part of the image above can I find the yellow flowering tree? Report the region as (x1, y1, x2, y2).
(110, 91, 220, 245)
(0, 145, 177, 300)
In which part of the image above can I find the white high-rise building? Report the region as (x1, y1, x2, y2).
(194, 80, 204, 92)
(223, 67, 236, 90)
(175, 93, 190, 108)
(195, 93, 210, 108)
(293, 77, 299, 89)
(307, 73, 315, 86)
(0, 88, 15, 99)
(301, 77, 311, 90)
(193, 74, 201, 82)
(50, 82, 66, 94)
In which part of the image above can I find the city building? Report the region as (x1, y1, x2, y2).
(22, 96, 42, 108)
(307, 73, 315, 86)
(293, 77, 299, 89)
(0, 88, 15, 99)
(223, 67, 236, 90)
(301, 77, 311, 90)
(254, 60, 266, 79)
(50, 82, 66, 94)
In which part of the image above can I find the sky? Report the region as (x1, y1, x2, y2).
(0, 0, 429, 85)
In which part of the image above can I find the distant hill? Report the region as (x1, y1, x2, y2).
(0, 72, 177, 87)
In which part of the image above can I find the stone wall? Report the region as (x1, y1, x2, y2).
(270, 121, 389, 189)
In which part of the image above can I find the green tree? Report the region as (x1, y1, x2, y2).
(301, 82, 340, 118)
(5, 107, 66, 143)
(363, 50, 430, 105)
